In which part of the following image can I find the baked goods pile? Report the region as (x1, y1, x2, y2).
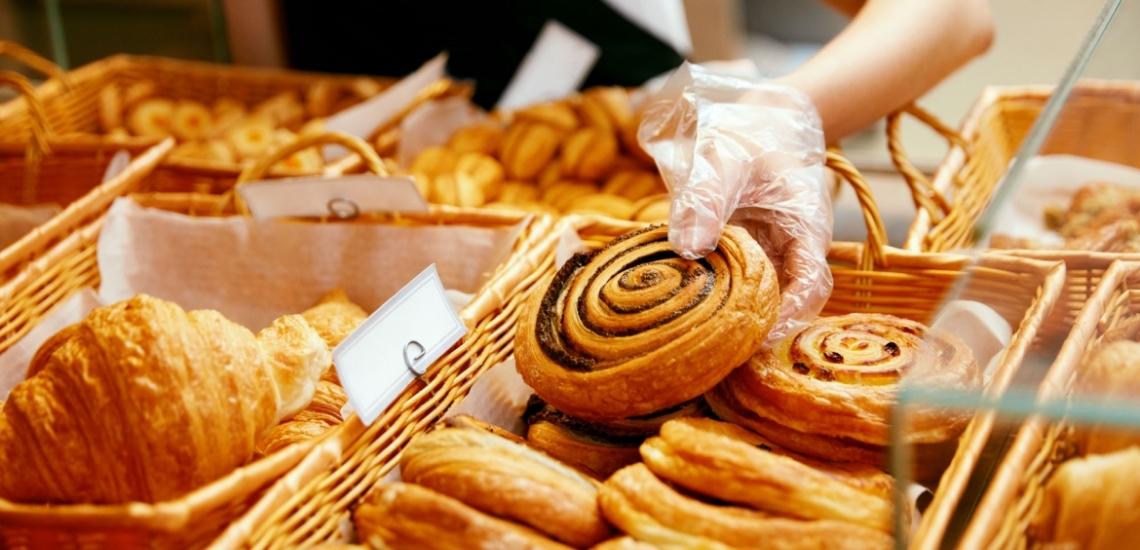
(0, 289, 366, 505)
(351, 225, 984, 548)
(400, 87, 671, 221)
(98, 78, 385, 171)
(992, 181, 1140, 252)
(1031, 337, 1140, 550)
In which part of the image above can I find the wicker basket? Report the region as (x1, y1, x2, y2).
(0, 132, 553, 549)
(953, 259, 1140, 550)
(0, 49, 462, 185)
(904, 80, 1140, 253)
(216, 152, 1065, 549)
(0, 69, 161, 206)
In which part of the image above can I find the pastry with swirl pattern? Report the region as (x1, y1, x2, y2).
(714, 313, 980, 464)
(515, 224, 779, 421)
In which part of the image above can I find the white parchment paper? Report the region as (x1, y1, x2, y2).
(0, 288, 105, 399)
(96, 198, 526, 331)
(993, 155, 1140, 245)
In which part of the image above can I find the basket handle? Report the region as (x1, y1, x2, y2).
(886, 104, 968, 225)
(226, 131, 389, 216)
(0, 70, 54, 204)
(826, 150, 889, 271)
(0, 41, 66, 82)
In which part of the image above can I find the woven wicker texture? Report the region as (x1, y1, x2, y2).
(219, 153, 1064, 550)
(905, 80, 1140, 253)
(0, 148, 549, 548)
(955, 260, 1140, 550)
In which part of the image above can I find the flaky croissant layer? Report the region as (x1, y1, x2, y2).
(0, 294, 331, 505)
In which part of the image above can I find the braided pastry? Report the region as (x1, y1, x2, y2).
(714, 313, 979, 464)
(515, 224, 779, 421)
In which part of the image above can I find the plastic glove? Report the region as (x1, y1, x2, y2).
(638, 62, 831, 346)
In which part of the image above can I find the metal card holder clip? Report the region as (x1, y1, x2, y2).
(403, 340, 430, 386)
(327, 196, 360, 220)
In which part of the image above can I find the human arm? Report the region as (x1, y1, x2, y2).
(779, 0, 995, 141)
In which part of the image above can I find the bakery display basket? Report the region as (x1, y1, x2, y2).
(0, 131, 554, 549)
(904, 259, 1140, 550)
(902, 79, 1140, 254)
(0, 45, 463, 186)
(208, 149, 1065, 549)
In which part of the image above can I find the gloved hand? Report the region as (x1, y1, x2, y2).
(638, 62, 831, 346)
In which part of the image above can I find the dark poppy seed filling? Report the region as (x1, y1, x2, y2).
(532, 224, 732, 373)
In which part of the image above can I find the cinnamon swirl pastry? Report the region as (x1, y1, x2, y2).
(400, 421, 613, 547)
(600, 463, 894, 550)
(715, 314, 979, 464)
(515, 224, 779, 421)
(524, 395, 707, 479)
(354, 483, 573, 550)
(640, 418, 897, 533)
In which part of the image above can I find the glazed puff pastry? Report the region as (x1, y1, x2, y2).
(0, 294, 330, 504)
(400, 420, 613, 547)
(515, 224, 779, 421)
(600, 463, 893, 550)
(355, 482, 573, 550)
(715, 313, 979, 463)
(640, 418, 897, 533)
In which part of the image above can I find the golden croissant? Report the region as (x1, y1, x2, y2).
(0, 294, 331, 504)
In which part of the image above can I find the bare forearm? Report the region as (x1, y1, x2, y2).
(779, 0, 994, 141)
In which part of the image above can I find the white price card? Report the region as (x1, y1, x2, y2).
(495, 20, 601, 111)
(334, 265, 468, 426)
(322, 53, 448, 160)
(236, 174, 428, 222)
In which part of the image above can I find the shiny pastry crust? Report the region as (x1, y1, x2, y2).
(401, 425, 611, 547)
(1033, 447, 1140, 550)
(515, 224, 779, 421)
(254, 380, 346, 457)
(1075, 340, 1140, 455)
(354, 483, 574, 550)
(706, 384, 885, 465)
(641, 418, 896, 533)
(601, 463, 894, 550)
(590, 537, 659, 550)
(0, 295, 329, 504)
(722, 314, 979, 447)
(524, 396, 707, 479)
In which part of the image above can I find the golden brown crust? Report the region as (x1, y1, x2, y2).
(723, 314, 979, 447)
(590, 537, 659, 550)
(601, 463, 894, 550)
(300, 288, 368, 351)
(641, 418, 896, 533)
(0, 295, 329, 504)
(706, 384, 886, 466)
(355, 483, 574, 550)
(526, 419, 643, 480)
(523, 396, 709, 480)
(1033, 447, 1140, 550)
(401, 425, 611, 547)
(254, 381, 346, 457)
(1074, 341, 1140, 455)
(515, 224, 779, 421)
